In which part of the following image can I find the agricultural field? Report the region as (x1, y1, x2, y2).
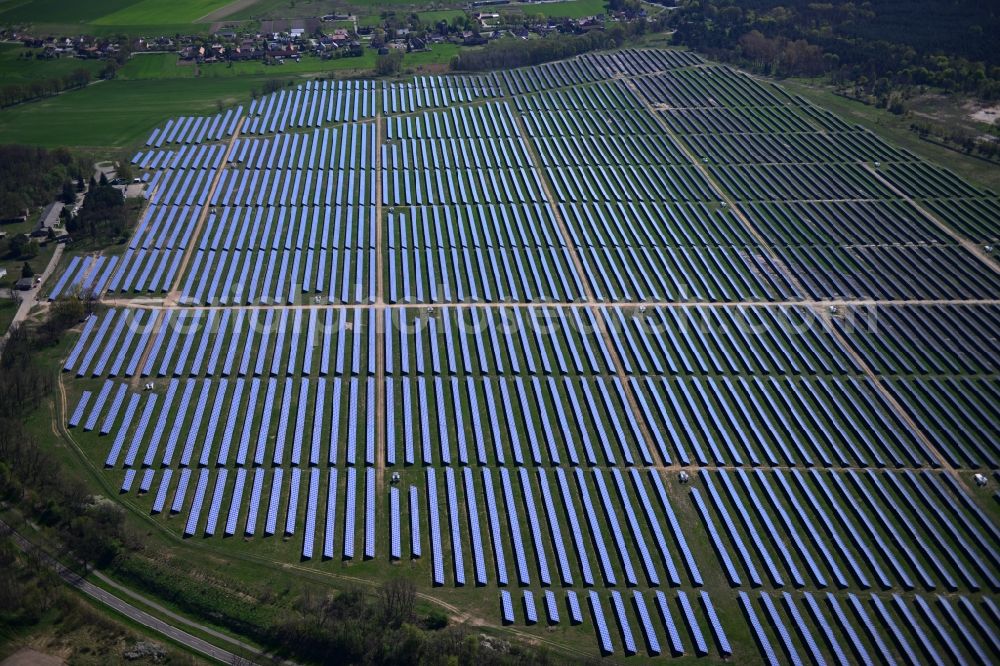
(117, 53, 198, 80)
(91, 0, 233, 26)
(0, 76, 270, 147)
(51, 48, 1000, 662)
(0, 0, 229, 30)
(0, 43, 104, 82)
(504, 0, 609, 19)
(0, 0, 138, 25)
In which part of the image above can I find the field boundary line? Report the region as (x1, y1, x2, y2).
(508, 101, 667, 469)
(375, 110, 386, 495)
(195, 0, 257, 23)
(166, 115, 245, 302)
(105, 297, 1000, 312)
(862, 163, 1000, 274)
(129, 308, 168, 390)
(815, 306, 967, 489)
(620, 77, 811, 301)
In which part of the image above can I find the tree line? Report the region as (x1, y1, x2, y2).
(0, 293, 555, 665)
(63, 173, 131, 242)
(0, 298, 129, 579)
(451, 17, 668, 72)
(669, 0, 1000, 101)
(0, 145, 89, 220)
(0, 65, 93, 109)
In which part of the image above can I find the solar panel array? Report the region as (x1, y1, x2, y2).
(59, 46, 1000, 661)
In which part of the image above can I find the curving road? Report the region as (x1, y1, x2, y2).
(0, 519, 254, 665)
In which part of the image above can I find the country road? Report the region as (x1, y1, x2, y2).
(0, 243, 62, 348)
(0, 519, 255, 665)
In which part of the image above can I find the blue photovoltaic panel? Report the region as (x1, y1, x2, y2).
(302, 468, 320, 559)
(139, 468, 154, 493)
(409, 484, 421, 558)
(463, 468, 486, 585)
(827, 592, 875, 664)
(106, 392, 141, 467)
(690, 486, 739, 586)
(205, 468, 228, 536)
(481, 468, 509, 585)
(324, 468, 338, 559)
(179, 380, 212, 467)
(678, 590, 708, 657)
(64, 314, 99, 372)
(143, 380, 178, 467)
(120, 468, 136, 493)
(700, 471, 760, 587)
(226, 468, 247, 536)
(445, 467, 465, 585)
(633, 590, 661, 656)
(385, 378, 395, 465)
(85, 380, 114, 431)
(344, 467, 357, 559)
(427, 467, 444, 585)
(781, 593, 825, 666)
(500, 468, 530, 585)
(265, 468, 284, 536)
(366, 379, 375, 465)
(152, 468, 173, 515)
(701, 592, 731, 657)
(524, 590, 537, 625)
(856, 594, 907, 665)
(100, 383, 128, 435)
(890, 595, 943, 666)
(285, 467, 301, 536)
(574, 467, 616, 586)
(365, 467, 375, 559)
(655, 590, 685, 656)
(171, 467, 192, 515)
(611, 590, 637, 655)
(592, 469, 636, 586)
(544, 590, 559, 625)
(123, 393, 158, 467)
(216, 378, 244, 465)
(500, 590, 515, 625)
(610, 468, 658, 585)
(739, 592, 779, 665)
(69, 391, 92, 428)
(390, 486, 401, 560)
(760, 592, 801, 664)
(589, 591, 614, 655)
(628, 468, 680, 585)
(567, 590, 583, 625)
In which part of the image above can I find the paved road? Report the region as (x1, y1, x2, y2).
(0, 520, 252, 664)
(1, 242, 62, 346)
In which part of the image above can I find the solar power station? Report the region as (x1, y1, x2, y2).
(60, 48, 1000, 661)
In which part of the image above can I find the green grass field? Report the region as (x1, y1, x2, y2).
(216, 0, 330, 21)
(92, 0, 233, 25)
(6, 39, 1000, 665)
(0, 0, 216, 34)
(413, 9, 465, 24)
(403, 43, 460, 68)
(199, 51, 379, 78)
(0, 0, 138, 24)
(0, 297, 16, 334)
(117, 53, 197, 80)
(781, 78, 1000, 194)
(0, 44, 105, 82)
(0, 43, 468, 149)
(0, 77, 263, 148)
(504, 0, 607, 18)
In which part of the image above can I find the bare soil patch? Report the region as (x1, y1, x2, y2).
(1, 648, 65, 666)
